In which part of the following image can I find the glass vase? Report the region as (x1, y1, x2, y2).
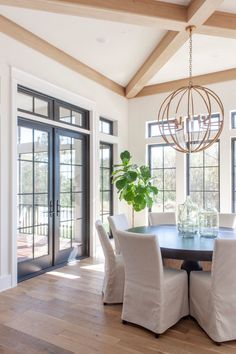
(199, 208, 219, 238)
(178, 196, 199, 237)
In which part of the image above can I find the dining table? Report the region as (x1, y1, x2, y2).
(127, 225, 236, 274)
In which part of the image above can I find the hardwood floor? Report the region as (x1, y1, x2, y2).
(0, 258, 235, 354)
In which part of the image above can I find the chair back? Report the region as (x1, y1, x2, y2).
(149, 212, 176, 226)
(211, 239, 236, 307)
(219, 213, 236, 228)
(108, 214, 130, 254)
(95, 220, 115, 265)
(117, 230, 163, 289)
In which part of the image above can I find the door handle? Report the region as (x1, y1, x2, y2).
(56, 200, 61, 216)
(49, 200, 54, 217)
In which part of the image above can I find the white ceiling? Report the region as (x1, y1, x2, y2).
(0, 5, 166, 86)
(0, 1, 235, 88)
(149, 34, 236, 84)
(219, 0, 236, 13)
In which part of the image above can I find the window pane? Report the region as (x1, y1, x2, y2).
(99, 119, 113, 135)
(205, 144, 218, 166)
(19, 161, 33, 193)
(205, 192, 219, 210)
(152, 169, 163, 190)
(149, 145, 176, 212)
(18, 194, 33, 229)
(72, 111, 83, 126)
(17, 227, 33, 262)
(18, 92, 33, 112)
(34, 226, 49, 258)
(164, 191, 176, 211)
(59, 107, 71, 124)
(205, 167, 218, 190)
(60, 221, 72, 250)
(164, 169, 175, 190)
(18, 127, 33, 161)
(190, 192, 203, 209)
(72, 166, 82, 192)
(100, 143, 113, 222)
(34, 130, 48, 162)
(190, 168, 203, 191)
(34, 98, 48, 116)
(164, 146, 175, 167)
(190, 151, 203, 167)
(188, 142, 219, 210)
(150, 146, 163, 169)
(152, 191, 164, 212)
(72, 139, 82, 165)
(34, 163, 48, 193)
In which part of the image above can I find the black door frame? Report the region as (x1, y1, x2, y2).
(17, 118, 89, 281)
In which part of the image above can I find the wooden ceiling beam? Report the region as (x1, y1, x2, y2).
(200, 12, 236, 39)
(0, 15, 125, 96)
(0, 0, 187, 31)
(136, 68, 236, 97)
(126, 0, 224, 98)
(0, 1, 236, 38)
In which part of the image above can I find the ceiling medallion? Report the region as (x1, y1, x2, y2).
(157, 26, 224, 153)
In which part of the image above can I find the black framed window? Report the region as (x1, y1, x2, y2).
(100, 143, 113, 231)
(18, 86, 89, 130)
(54, 101, 89, 130)
(149, 144, 176, 211)
(18, 87, 52, 119)
(231, 112, 236, 129)
(232, 139, 236, 212)
(99, 117, 113, 135)
(187, 142, 220, 210)
(148, 121, 175, 138)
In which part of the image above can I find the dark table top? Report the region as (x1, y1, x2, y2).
(127, 225, 236, 261)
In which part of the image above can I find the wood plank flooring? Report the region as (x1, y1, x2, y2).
(0, 258, 235, 354)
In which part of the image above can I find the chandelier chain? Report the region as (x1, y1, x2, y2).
(189, 27, 192, 86)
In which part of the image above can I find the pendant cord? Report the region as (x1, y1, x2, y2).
(189, 27, 192, 86)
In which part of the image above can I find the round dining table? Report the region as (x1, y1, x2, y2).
(127, 225, 236, 273)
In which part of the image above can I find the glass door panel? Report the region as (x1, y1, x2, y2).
(54, 130, 88, 264)
(17, 120, 53, 280)
(17, 120, 89, 279)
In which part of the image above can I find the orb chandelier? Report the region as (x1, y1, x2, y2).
(157, 26, 224, 153)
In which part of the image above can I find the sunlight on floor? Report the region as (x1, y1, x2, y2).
(80, 263, 104, 272)
(46, 270, 81, 279)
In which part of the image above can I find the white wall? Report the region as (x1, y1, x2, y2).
(0, 33, 129, 290)
(128, 80, 236, 225)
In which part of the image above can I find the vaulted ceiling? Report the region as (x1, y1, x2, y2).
(0, 0, 235, 98)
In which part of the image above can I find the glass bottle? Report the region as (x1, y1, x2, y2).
(199, 208, 219, 238)
(177, 196, 199, 237)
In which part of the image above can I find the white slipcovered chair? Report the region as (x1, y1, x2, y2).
(149, 212, 176, 226)
(117, 230, 189, 336)
(219, 213, 236, 228)
(108, 214, 130, 255)
(95, 220, 124, 304)
(190, 239, 236, 343)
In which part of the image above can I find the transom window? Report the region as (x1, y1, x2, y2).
(149, 145, 176, 212)
(18, 86, 89, 130)
(99, 117, 113, 135)
(187, 142, 220, 210)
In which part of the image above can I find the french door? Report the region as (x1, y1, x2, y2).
(17, 119, 89, 280)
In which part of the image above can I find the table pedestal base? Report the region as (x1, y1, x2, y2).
(181, 261, 202, 276)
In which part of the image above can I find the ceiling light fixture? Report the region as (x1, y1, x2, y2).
(157, 26, 224, 153)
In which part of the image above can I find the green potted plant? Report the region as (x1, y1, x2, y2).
(112, 150, 158, 227)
